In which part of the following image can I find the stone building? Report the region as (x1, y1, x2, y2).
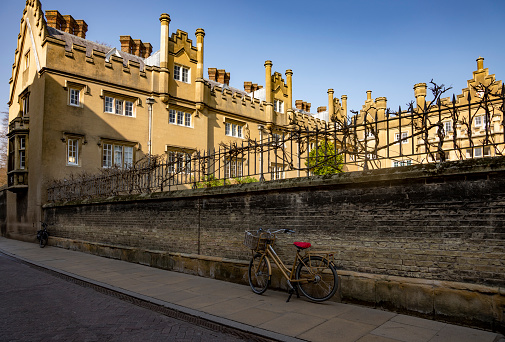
(6, 0, 336, 239)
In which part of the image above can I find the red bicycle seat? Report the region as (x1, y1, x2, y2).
(294, 242, 311, 249)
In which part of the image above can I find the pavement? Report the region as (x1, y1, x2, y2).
(0, 237, 503, 342)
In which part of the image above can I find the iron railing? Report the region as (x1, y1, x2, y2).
(47, 81, 505, 202)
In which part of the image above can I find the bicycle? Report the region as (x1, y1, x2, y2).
(244, 228, 338, 302)
(36, 222, 49, 248)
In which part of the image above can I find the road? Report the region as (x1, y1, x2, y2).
(0, 253, 250, 342)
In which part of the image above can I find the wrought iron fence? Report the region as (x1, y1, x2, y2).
(47, 81, 505, 202)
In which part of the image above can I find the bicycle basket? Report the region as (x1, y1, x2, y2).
(244, 230, 275, 251)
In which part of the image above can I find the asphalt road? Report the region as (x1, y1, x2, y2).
(0, 253, 248, 342)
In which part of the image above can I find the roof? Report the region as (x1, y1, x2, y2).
(46, 26, 147, 71)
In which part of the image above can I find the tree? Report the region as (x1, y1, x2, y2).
(306, 141, 344, 175)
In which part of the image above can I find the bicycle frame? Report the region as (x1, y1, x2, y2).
(253, 242, 335, 287)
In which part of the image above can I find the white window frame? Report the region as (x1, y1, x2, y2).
(393, 160, 412, 167)
(67, 139, 79, 166)
(169, 109, 192, 127)
(22, 94, 29, 116)
(225, 122, 243, 138)
(104, 96, 135, 117)
(225, 158, 243, 178)
(125, 101, 134, 117)
(444, 121, 453, 134)
(19, 137, 26, 170)
(115, 99, 123, 115)
(274, 100, 284, 113)
(395, 132, 408, 144)
(167, 150, 192, 174)
(69, 88, 80, 107)
(24, 51, 30, 70)
(102, 143, 134, 168)
(270, 163, 284, 180)
(104, 96, 114, 113)
(174, 64, 190, 83)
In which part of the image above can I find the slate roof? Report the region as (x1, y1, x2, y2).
(47, 26, 146, 71)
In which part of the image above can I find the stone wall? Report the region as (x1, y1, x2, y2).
(43, 157, 505, 331)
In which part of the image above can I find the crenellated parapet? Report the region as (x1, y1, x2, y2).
(203, 80, 267, 122)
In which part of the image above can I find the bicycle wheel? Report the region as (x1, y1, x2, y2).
(295, 256, 338, 302)
(39, 233, 47, 248)
(248, 253, 270, 294)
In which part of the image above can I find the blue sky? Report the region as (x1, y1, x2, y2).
(1, 0, 504, 115)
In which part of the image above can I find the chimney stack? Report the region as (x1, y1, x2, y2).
(317, 106, 327, 113)
(46, 10, 88, 39)
(119, 36, 152, 58)
(208, 68, 230, 85)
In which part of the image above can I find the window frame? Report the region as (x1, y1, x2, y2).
(168, 109, 192, 128)
(102, 142, 135, 169)
(174, 64, 190, 83)
(69, 88, 81, 107)
(274, 99, 284, 113)
(67, 138, 79, 166)
(394, 131, 409, 144)
(103, 96, 136, 117)
(225, 121, 244, 138)
(19, 136, 26, 170)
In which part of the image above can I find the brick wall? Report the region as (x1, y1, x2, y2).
(44, 157, 505, 288)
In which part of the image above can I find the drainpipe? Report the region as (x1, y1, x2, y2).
(146, 97, 155, 155)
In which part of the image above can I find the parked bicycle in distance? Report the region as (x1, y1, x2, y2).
(36, 222, 49, 248)
(244, 228, 338, 302)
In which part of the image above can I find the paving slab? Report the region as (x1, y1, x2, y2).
(298, 317, 376, 342)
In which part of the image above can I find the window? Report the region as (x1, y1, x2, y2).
(444, 121, 453, 134)
(104, 96, 135, 117)
(24, 51, 29, 70)
(274, 100, 284, 113)
(22, 94, 29, 116)
(19, 137, 26, 170)
(103, 143, 134, 168)
(393, 160, 412, 167)
(474, 147, 483, 158)
(395, 132, 408, 144)
(67, 139, 79, 166)
(125, 101, 133, 117)
(225, 158, 243, 178)
(269, 163, 284, 180)
(69, 88, 80, 107)
(474, 115, 488, 128)
(104, 96, 114, 113)
(167, 151, 192, 174)
(225, 122, 243, 138)
(174, 65, 190, 83)
(115, 99, 123, 114)
(169, 109, 192, 127)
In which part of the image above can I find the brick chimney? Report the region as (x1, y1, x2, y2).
(208, 68, 217, 81)
(317, 106, 327, 113)
(119, 36, 152, 58)
(244, 82, 263, 93)
(142, 42, 153, 59)
(295, 100, 311, 112)
(46, 10, 88, 39)
(208, 68, 230, 85)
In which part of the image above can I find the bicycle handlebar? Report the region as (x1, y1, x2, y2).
(258, 228, 295, 234)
